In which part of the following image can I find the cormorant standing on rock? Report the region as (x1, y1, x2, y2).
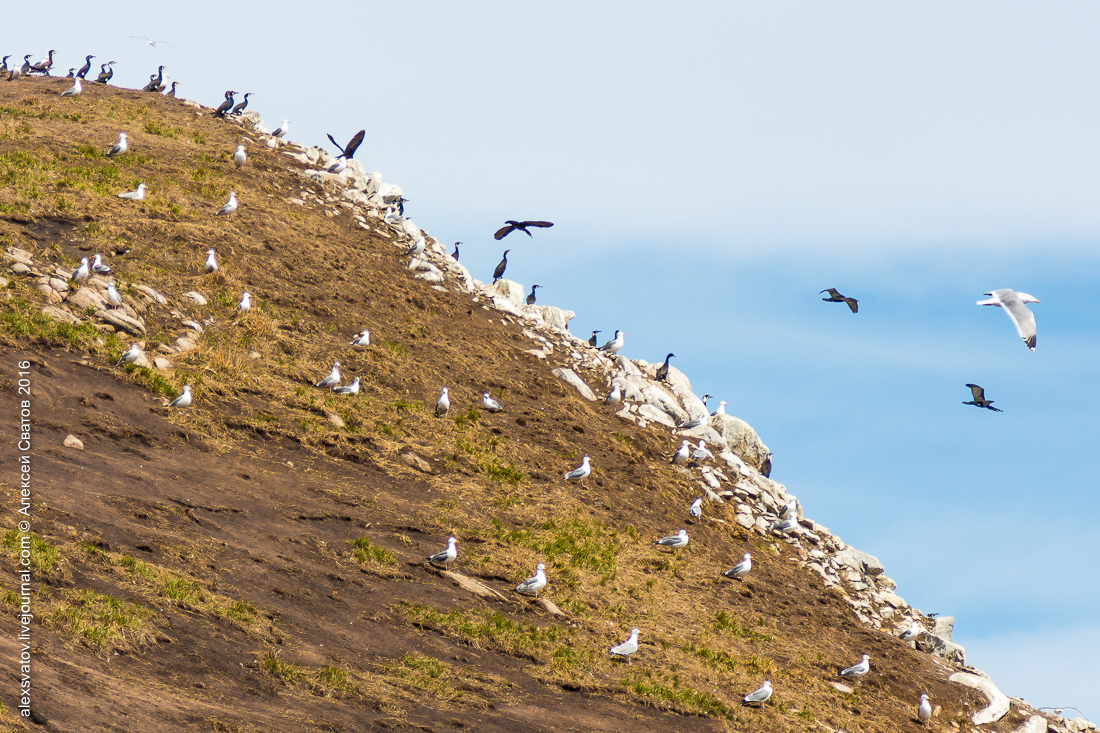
(165, 81, 178, 98)
(492, 250, 509, 282)
(231, 92, 252, 115)
(655, 353, 675, 382)
(451, 242, 460, 260)
(76, 55, 94, 79)
(526, 284, 540, 305)
(214, 91, 236, 118)
(96, 62, 115, 84)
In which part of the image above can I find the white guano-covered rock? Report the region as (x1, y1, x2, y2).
(486, 279, 525, 306)
(948, 672, 1010, 724)
(711, 413, 772, 474)
(834, 547, 885, 577)
(552, 368, 596, 401)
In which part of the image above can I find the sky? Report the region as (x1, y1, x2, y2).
(7, 1, 1100, 721)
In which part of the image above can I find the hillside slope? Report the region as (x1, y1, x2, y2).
(0, 77, 1079, 733)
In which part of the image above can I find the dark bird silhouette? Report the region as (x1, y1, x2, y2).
(655, 353, 675, 382)
(327, 129, 365, 160)
(229, 91, 251, 115)
(963, 384, 1003, 412)
(165, 81, 178, 98)
(76, 55, 94, 79)
(451, 242, 461, 260)
(820, 288, 858, 313)
(492, 250, 510, 282)
(494, 220, 554, 240)
(65, 68, 75, 78)
(213, 91, 236, 118)
(142, 66, 165, 92)
(29, 50, 55, 75)
(588, 330, 601, 347)
(526, 284, 541, 305)
(95, 61, 115, 84)
(0, 57, 9, 77)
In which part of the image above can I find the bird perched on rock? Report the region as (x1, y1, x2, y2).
(435, 387, 450, 416)
(494, 220, 554, 240)
(837, 654, 870, 680)
(7, 57, 26, 81)
(671, 440, 690, 464)
(821, 288, 858, 313)
(349, 329, 370, 346)
(688, 497, 703, 519)
(168, 385, 193, 408)
(962, 384, 1003, 412)
(271, 119, 290, 138)
(204, 249, 218, 273)
(106, 133, 128, 158)
(451, 242, 460, 260)
(142, 66, 165, 92)
(96, 61, 116, 84)
(770, 515, 800, 536)
(59, 78, 82, 97)
(66, 68, 75, 78)
(898, 620, 922, 641)
(710, 400, 727, 417)
(526, 284, 540, 305)
(117, 183, 146, 201)
(977, 288, 1040, 350)
(723, 552, 752, 581)
(481, 393, 503, 413)
(327, 129, 365, 160)
(917, 694, 932, 726)
(165, 81, 178, 98)
(690, 440, 714, 464)
(740, 680, 772, 706)
(233, 144, 246, 169)
(778, 497, 798, 519)
(76, 55, 95, 79)
(599, 330, 625, 354)
(655, 352, 675, 382)
(29, 50, 55, 75)
(427, 537, 457, 568)
(562, 456, 591, 482)
(333, 377, 360, 395)
(0, 56, 10, 77)
(405, 237, 425, 257)
(678, 414, 706, 430)
(91, 253, 111, 275)
(315, 362, 341, 388)
(609, 628, 639, 665)
(230, 92, 252, 116)
(213, 90, 236, 118)
(236, 292, 251, 315)
(105, 283, 123, 308)
(604, 384, 622, 405)
(653, 529, 689, 549)
(215, 191, 238, 217)
(514, 562, 547, 596)
(71, 258, 90, 284)
(492, 250, 510, 282)
(588, 330, 601, 347)
(117, 343, 143, 366)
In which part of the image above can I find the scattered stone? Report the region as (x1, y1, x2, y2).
(325, 411, 345, 428)
(41, 305, 82, 324)
(98, 310, 146, 336)
(933, 615, 955, 641)
(831, 682, 853, 694)
(67, 286, 106, 311)
(948, 671, 1009, 724)
(834, 548, 885, 577)
(182, 319, 204, 333)
(153, 357, 171, 371)
(133, 284, 168, 305)
(401, 452, 432, 474)
(183, 291, 208, 306)
(174, 336, 198, 353)
(249, 351, 262, 359)
(536, 598, 568, 617)
(7, 263, 32, 276)
(1013, 716, 1046, 733)
(438, 570, 507, 600)
(35, 284, 64, 304)
(63, 435, 84, 450)
(551, 368, 596, 401)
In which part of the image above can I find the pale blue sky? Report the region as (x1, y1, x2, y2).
(9, 0, 1099, 720)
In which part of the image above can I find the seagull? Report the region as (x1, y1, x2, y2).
(688, 497, 703, 519)
(494, 220, 554, 240)
(105, 283, 123, 308)
(59, 78, 82, 97)
(690, 440, 714, 464)
(74, 55, 94, 79)
(492, 250, 510, 282)
(349, 329, 370, 346)
(977, 289, 1040, 351)
(526, 284, 540, 305)
(315, 362, 341, 388)
(514, 562, 547, 596)
(165, 81, 178, 98)
(609, 628, 640, 664)
(405, 237, 425, 257)
(604, 384, 622, 405)
(710, 400, 727, 417)
(778, 497, 798, 519)
(821, 288, 858, 313)
(481, 393, 503, 413)
(770, 516, 800, 535)
(230, 92, 252, 116)
(333, 377, 360, 395)
(271, 119, 290, 138)
(214, 191, 238, 217)
(427, 537, 458, 568)
(451, 242, 461, 260)
(29, 50, 55, 75)
(326, 129, 365, 160)
(117, 183, 146, 201)
(71, 258, 90, 284)
(723, 552, 753, 581)
(236, 291, 251, 315)
(599, 330, 624, 354)
(587, 330, 601, 347)
(740, 680, 772, 706)
(671, 440, 690, 464)
(678, 414, 706, 430)
(131, 36, 174, 48)
(6, 56, 26, 81)
(95, 61, 115, 84)
(91, 254, 111, 275)
(655, 353, 675, 382)
(204, 249, 218, 273)
(233, 144, 246, 168)
(962, 384, 1003, 412)
(435, 387, 450, 416)
(917, 694, 932, 726)
(838, 654, 870, 680)
(106, 133, 128, 157)
(168, 385, 193, 408)
(899, 620, 922, 641)
(562, 456, 591, 482)
(117, 343, 142, 366)
(653, 528, 689, 549)
(327, 156, 347, 174)
(213, 91, 235, 118)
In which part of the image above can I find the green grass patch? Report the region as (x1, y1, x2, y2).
(347, 537, 396, 565)
(44, 588, 158, 649)
(143, 120, 183, 138)
(626, 676, 736, 719)
(398, 603, 570, 659)
(714, 611, 771, 641)
(490, 516, 620, 582)
(2, 530, 60, 574)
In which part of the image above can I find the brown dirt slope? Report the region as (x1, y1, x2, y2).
(0, 78, 1030, 732)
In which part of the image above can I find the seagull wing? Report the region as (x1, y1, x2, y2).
(1002, 294, 1037, 350)
(494, 224, 516, 240)
(344, 129, 365, 159)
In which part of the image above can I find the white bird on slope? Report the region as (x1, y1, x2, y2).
(977, 289, 1040, 351)
(711, 400, 727, 417)
(599, 330, 625, 354)
(427, 536, 457, 567)
(770, 516, 799, 535)
(778, 497, 798, 519)
(327, 156, 347, 174)
(349, 329, 370, 346)
(168, 385, 193, 408)
(723, 552, 752, 581)
(609, 628, 640, 665)
(514, 562, 547, 596)
(671, 440, 691, 464)
(653, 528, 689, 549)
(117, 182, 146, 200)
(91, 253, 111, 275)
(59, 78, 82, 97)
(117, 343, 142, 366)
(740, 680, 772, 706)
(838, 654, 871, 680)
(435, 387, 450, 415)
(604, 384, 622, 405)
(106, 132, 128, 157)
(271, 119, 289, 138)
(71, 257, 90, 284)
(315, 362, 341, 388)
(691, 440, 714, 463)
(333, 377, 360, 395)
(204, 249, 218, 273)
(688, 497, 703, 519)
(405, 237, 425, 257)
(917, 694, 932, 726)
(562, 456, 591, 482)
(481, 393, 503, 413)
(106, 283, 123, 308)
(236, 291, 251, 315)
(215, 191, 238, 217)
(233, 144, 247, 169)
(899, 620, 923, 641)
(678, 414, 706, 430)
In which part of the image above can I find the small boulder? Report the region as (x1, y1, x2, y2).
(63, 435, 84, 450)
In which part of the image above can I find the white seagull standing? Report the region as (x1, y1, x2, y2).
(691, 440, 714, 463)
(236, 291, 251, 315)
(405, 237, 425, 257)
(481, 393, 503, 413)
(711, 400, 727, 417)
(599, 330, 625, 354)
(106, 133, 128, 158)
(91, 253, 111, 275)
(838, 654, 871, 680)
(427, 537, 457, 568)
(899, 620, 923, 641)
(204, 249, 218, 273)
(271, 119, 289, 138)
(514, 562, 547, 596)
(604, 384, 622, 405)
(671, 439, 691, 464)
(562, 456, 591, 482)
(215, 191, 238, 217)
(333, 377, 360, 395)
(315, 362, 341, 388)
(327, 156, 347, 174)
(653, 528, 689, 549)
(59, 78, 82, 97)
(117, 183, 146, 200)
(917, 694, 932, 726)
(106, 283, 123, 308)
(688, 497, 703, 519)
(609, 628, 640, 665)
(723, 552, 752, 581)
(71, 257, 90, 284)
(168, 385, 193, 408)
(740, 680, 773, 706)
(435, 387, 450, 416)
(977, 289, 1040, 351)
(349, 329, 370, 346)
(770, 515, 799, 535)
(233, 144, 247, 169)
(778, 497, 798, 519)
(117, 343, 142, 366)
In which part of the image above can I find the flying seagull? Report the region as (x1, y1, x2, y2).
(562, 456, 591, 482)
(327, 129, 365, 160)
(526, 284, 541, 305)
(214, 191, 238, 217)
(604, 384, 622, 405)
(230, 92, 252, 116)
(76, 55, 95, 79)
(236, 292, 251, 315)
(435, 387, 450, 416)
(821, 288, 858, 313)
(315, 362, 341, 388)
(349, 329, 370, 346)
(609, 628, 640, 665)
(514, 562, 547, 596)
(653, 528, 689, 550)
(481, 393, 503, 413)
(492, 250, 510, 282)
(740, 680, 772, 707)
(233, 144, 247, 168)
(271, 119, 290, 138)
(106, 132, 128, 157)
(427, 537, 457, 568)
(494, 220, 554, 240)
(917, 694, 932, 726)
(688, 497, 703, 519)
(131, 36, 174, 48)
(333, 377, 360, 395)
(117, 343, 142, 366)
(962, 384, 1003, 412)
(599, 330, 624, 354)
(71, 258, 90, 284)
(655, 352, 675, 382)
(168, 385, 193, 408)
(117, 183, 146, 201)
(91, 254, 111, 275)
(723, 552, 752, 581)
(671, 439, 690, 464)
(977, 289, 1039, 351)
(837, 654, 870, 680)
(204, 249, 218, 273)
(213, 91, 236, 118)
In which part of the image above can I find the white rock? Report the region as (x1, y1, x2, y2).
(948, 672, 1010, 724)
(486, 279, 525, 306)
(711, 413, 773, 475)
(833, 548, 885, 577)
(552, 368, 596, 401)
(1012, 715, 1046, 733)
(183, 291, 208, 306)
